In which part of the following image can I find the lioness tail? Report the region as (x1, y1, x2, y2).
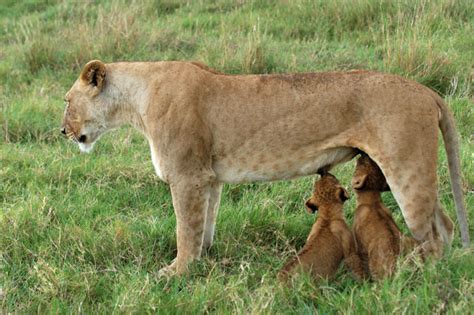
(435, 95, 470, 247)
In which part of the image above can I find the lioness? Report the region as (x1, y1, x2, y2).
(61, 60, 469, 276)
(279, 173, 367, 282)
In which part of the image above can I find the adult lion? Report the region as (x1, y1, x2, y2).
(61, 60, 469, 276)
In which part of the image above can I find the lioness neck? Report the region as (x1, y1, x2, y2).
(102, 62, 165, 134)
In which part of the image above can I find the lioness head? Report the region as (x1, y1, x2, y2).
(305, 173, 349, 213)
(352, 153, 390, 192)
(61, 60, 113, 153)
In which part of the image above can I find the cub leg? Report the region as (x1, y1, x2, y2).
(400, 235, 419, 255)
(202, 182, 223, 251)
(368, 247, 396, 280)
(339, 229, 368, 281)
(159, 176, 212, 277)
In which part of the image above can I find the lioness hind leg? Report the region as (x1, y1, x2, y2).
(434, 199, 454, 246)
(361, 108, 451, 258)
(202, 182, 223, 251)
(373, 154, 445, 258)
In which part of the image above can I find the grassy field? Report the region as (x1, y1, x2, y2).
(1, 0, 473, 313)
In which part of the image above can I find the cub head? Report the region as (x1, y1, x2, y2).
(305, 173, 349, 213)
(351, 153, 390, 192)
(61, 60, 112, 153)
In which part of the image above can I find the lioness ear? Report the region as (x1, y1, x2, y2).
(305, 198, 318, 213)
(336, 187, 350, 202)
(81, 60, 106, 92)
(351, 174, 367, 190)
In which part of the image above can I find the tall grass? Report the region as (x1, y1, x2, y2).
(1, 0, 473, 312)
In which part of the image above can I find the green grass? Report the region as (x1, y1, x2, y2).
(1, 0, 473, 312)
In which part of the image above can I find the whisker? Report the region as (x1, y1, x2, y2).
(66, 132, 78, 142)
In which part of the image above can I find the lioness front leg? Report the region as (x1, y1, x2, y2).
(159, 176, 213, 277)
(203, 182, 223, 251)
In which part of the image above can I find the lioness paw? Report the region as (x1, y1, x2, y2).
(157, 259, 178, 279)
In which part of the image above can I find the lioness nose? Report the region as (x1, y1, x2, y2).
(61, 127, 66, 135)
(79, 135, 87, 143)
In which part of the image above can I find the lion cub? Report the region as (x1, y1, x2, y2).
(352, 153, 417, 280)
(279, 173, 367, 282)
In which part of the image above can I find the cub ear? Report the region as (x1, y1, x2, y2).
(337, 187, 350, 202)
(305, 198, 318, 213)
(351, 174, 367, 190)
(80, 60, 106, 92)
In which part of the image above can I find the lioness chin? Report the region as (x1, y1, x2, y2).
(61, 60, 469, 276)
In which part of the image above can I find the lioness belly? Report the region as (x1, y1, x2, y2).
(213, 147, 355, 184)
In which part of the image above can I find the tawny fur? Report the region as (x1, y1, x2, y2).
(61, 60, 467, 276)
(279, 174, 367, 282)
(352, 154, 418, 280)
